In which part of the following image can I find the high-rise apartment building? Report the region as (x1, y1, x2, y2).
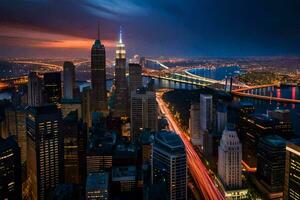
(26, 105, 64, 200)
(131, 88, 157, 139)
(27, 71, 43, 107)
(91, 26, 108, 115)
(63, 61, 76, 99)
(0, 136, 21, 200)
(153, 131, 187, 200)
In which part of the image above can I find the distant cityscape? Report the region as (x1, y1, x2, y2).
(1, 25, 300, 200)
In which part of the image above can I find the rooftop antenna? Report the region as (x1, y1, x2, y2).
(97, 21, 100, 40)
(119, 25, 122, 43)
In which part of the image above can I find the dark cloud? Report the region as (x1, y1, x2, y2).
(0, 0, 299, 57)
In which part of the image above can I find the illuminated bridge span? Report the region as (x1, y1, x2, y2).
(232, 84, 300, 104)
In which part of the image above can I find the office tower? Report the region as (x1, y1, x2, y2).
(114, 27, 129, 117)
(86, 172, 109, 200)
(268, 109, 293, 135)
(239, 114, 274, 170)
(217, 102, 227, 133)
(91, 25, 108, 114)
(61, 98, 82, 119)
(63, 61, 76, 99)
(189, 102, 201, 145)
(86, 132, 115, 174)
(113, 142, 138, 166)
(131, 88, 157, 139)
(0, 116, 7, 139)
(63, 111, 86, 184)
(26, 105, 64, 200)
(227, 102, 255, 125)
(82, 87, 91, 128)
(5, 106, 27, 163)
(218, 125, 247, 199)
(112, 166, 137, 198)
(43, 72, 62, 104)
(0, 136, 21, 200)
(200, 94, 213, 132)
(153, 131, 187, 200)
(284, 140, 300, 200)
(129, 63, 142, 92)
(28, 71, 43, 106)
(50, 184, 81, 200)
(256, 135, 286, 197)
(139, 130, 154, 184)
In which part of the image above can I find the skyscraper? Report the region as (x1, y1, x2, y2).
(153, 130, 187, 200)
(0, 136, 22, 200)
(27, 71, 43, 107)
(131, 88, 157, 139)
(26, 105, 64, 200)
(189, 102, 201, 145)
(63, 61, 76, 99)
(256, 135, 286, 196)
(43, 72, 62, 105)
(284, 140, 300, 200)
(114, 27, 129, 117)
(218, 125, 242, 185)
(86, 172, 109, 200)
(200, 94, 213, 132)
(91, 25, 108, 115)
(129, 63, 142, 92)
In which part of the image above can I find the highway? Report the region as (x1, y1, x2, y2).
(156, 91, 225, 200)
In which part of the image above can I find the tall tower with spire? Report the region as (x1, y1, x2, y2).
(90, 23, 108, 114)
(114, 26, 129, 117)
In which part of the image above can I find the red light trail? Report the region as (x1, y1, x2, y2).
(156, 91, 225, 200)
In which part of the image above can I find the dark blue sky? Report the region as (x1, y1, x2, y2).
(0, 0, 299, 58)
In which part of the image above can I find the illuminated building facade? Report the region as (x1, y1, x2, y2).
(114, 27, 129, 117)
(284, 140, 300, 200)
(86, 172, 109, 200)
(153, 131, 187, 200)
(90, 26, 108, 115)
(26, 105, 64, 200)
(0, 136, 21, 200)
(200, 94, 213, 132)
(130, 88, 157, 139)
(189, 102, 201, 145)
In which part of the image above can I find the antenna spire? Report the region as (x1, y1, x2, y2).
(97, 22, 100, 40)
(119, 26, 122, 43)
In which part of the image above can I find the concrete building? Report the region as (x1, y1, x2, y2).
(218, 125, 247, 199)
(131, 88, 157, 139)
(153, 131, 187, 200)
(200, 94, 213, 132)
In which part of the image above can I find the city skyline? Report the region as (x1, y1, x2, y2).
(1, 0, 300, 58)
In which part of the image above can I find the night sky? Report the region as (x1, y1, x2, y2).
(0, 0, 299, 58)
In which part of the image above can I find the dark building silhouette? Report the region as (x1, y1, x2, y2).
(63, 61, 76, 99)
(43, 72, 62, 104)
(90, 26, 108, 115)
(129, 63, 142, 92)
(0, 136, 21, 200)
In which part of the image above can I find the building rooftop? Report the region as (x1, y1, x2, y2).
(87, 132, 116, 155)
(156, 130, 184, 148)
(86, 172, 109, 191)
(112, 166, 136, 182)
(262, 135, 286, 147)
